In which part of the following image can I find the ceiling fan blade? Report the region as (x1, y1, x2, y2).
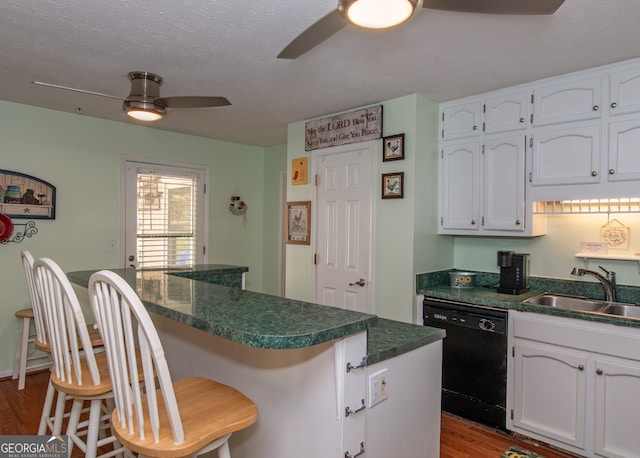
(277, 9, 348, 59)
(422, 0, 565, 14)
(32, 81, 124, 100)
(156, 96, 231, 108)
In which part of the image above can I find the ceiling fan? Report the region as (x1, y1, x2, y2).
(32, 71, 231, 121)
(278, 0, 565, 59)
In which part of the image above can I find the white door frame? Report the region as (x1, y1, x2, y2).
(310, 141, 376, 311)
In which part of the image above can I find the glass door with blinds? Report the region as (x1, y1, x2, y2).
(123, 160, 207, 269)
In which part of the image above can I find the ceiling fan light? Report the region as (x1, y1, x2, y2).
(126, 109, 164, 122)
(340, 0, 419, 29)
(123, 99, 166, 122)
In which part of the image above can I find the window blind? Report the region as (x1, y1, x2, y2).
(136, 171, 199, 268)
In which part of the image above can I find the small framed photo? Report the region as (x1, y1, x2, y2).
(382, 133, 405, 162)
(381, 172, 404, 199)
(286, 201, 311, 245)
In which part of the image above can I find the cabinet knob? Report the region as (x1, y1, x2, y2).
(609, 169, 615, 175)
(519, 117, 525, 123)
(593, 105, 599, 111)
(515, 219, 521, 225)
(611, 102, 618, 108)
(578, 365, 584, 371)
(591, 171, 598, 177)
(596, 368, 603, 375)
(472, 125, 478, 130)
(471, 220, 476, 225)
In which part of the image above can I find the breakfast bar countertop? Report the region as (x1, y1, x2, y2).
(68, 267, 377, 350)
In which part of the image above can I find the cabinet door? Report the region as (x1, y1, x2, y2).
(442, 102, 482, 140)
(531, 125, 601, 186)
(610, 66, 640, 116)
(484, 93, 529, 134)
(512, 343, 587, 449)
(533, 77, 602, 126)
(483, 136, 525, 231)
(608, 119, 640, 182)
(440, 142, 480, 231)
(594, 359, 640, 458)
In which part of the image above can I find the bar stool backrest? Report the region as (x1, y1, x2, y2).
(33, 257, 101, 386)
(21, 250, 48, 348)
(88, 270, 184, 445)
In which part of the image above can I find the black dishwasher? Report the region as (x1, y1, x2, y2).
(424, 296, 508, 430)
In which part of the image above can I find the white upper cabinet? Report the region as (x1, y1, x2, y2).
(442, 102, 482, 140)
(440, 142, 480, 231)
(484, 92, 529, 134)
(483, 135, 526, 231)
(608, 119, 640, 182)
(610, 65, 640, 116)
(531, 125, 601, 187)
(533, 77, 602, 126)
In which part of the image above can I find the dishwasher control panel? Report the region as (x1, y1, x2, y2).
(423, 299, 507, 334)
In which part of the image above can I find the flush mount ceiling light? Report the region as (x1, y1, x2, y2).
(338, 0, 421, 29)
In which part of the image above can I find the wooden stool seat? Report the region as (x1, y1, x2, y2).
(113, 377, 258, 457)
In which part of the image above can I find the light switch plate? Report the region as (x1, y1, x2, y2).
(368, 368, 388, 407)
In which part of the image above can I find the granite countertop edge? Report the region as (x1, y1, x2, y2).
(68, 267, 443, 362)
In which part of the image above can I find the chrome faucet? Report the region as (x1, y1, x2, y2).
(570, 266, 617, 302)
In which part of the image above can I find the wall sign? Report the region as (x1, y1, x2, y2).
(305, 105, 383, 151)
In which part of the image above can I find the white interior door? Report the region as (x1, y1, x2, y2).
(314, 142, 374, 313)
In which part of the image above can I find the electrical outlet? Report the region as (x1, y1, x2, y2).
(368, 368, 388, 407)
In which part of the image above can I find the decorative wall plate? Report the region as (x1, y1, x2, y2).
(600, 219, 629, 249)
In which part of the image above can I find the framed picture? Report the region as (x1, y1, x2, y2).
(381, 172, 404, 199)
(291, 157, 308, 185)
(286, 201, 311, 245)
(382, 133, 405, 162)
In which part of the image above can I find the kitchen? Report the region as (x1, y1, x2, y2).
(2, 1, 640, 457)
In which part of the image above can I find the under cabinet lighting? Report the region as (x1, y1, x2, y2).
(533, 198, 640, 214)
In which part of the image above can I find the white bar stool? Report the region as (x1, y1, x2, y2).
(12, 307, 49, 390)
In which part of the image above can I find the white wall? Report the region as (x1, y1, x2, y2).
(0, 100, 285, 373)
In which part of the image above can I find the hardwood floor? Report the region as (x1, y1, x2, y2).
(2, 370, 579, 457)
(441, 412, 579, 458)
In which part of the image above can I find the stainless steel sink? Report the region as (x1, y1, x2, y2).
(600, 303, 640, 319)
(524, 294, 606, 312)
(523, 293, 640, 320)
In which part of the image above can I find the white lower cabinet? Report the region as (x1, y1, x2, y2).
(508, 311, 640, 458)
(512, 343, 587, 450)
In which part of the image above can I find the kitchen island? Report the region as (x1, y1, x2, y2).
(69, 266, 444, 458)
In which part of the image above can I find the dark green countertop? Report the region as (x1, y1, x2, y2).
(367, 318, 444, 365)
(420, 284, 640, 329)
(68, 267, 378, 350)
(69, 266, 444, 363)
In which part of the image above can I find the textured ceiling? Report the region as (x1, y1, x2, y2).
(1, 0, 640, 147)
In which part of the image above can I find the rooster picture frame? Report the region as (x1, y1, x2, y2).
(382, 133, 404, 162)
(382, 172, 404, 199)
(286, 201, 311, 245)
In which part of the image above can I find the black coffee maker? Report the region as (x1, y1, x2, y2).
(497, 251, 530, 295)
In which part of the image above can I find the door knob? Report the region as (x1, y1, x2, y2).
(349, 279, 366, 287)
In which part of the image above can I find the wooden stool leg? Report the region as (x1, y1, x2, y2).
(12, 315, 31, 390)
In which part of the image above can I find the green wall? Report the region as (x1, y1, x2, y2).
(0, 100, 285, 374)
(286, 94, 446, 323)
